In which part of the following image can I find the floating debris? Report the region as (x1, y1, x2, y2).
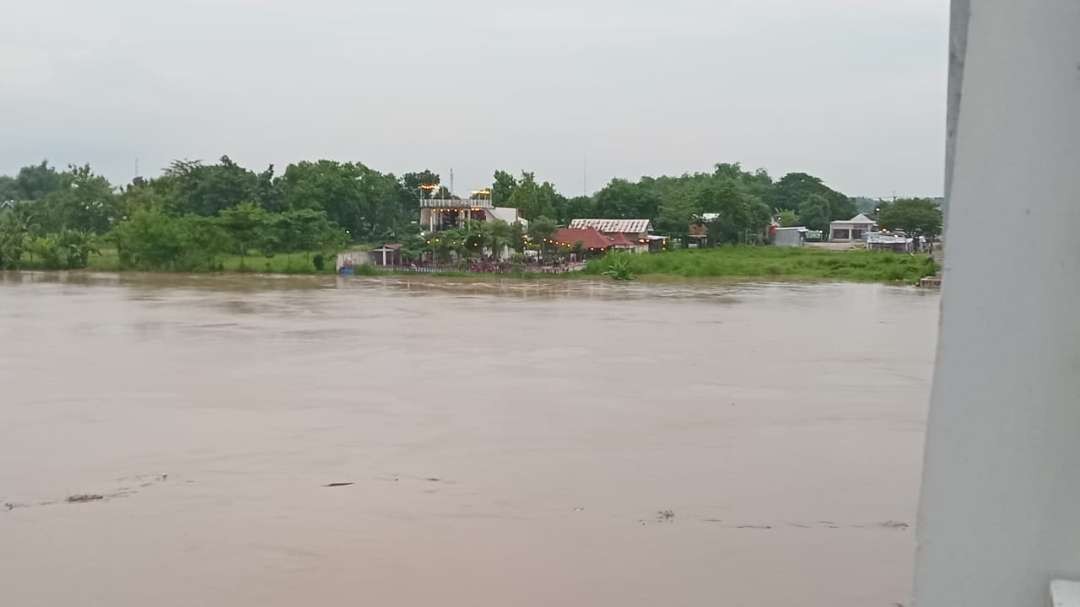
(656, 509, 675, 522)
(425, 477, 441, 482)
(323, 482, 354, 488)
(879, 520, 910, 529)
(66, 494, 104, 503)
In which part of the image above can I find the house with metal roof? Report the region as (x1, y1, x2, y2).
(549, 227, 640, 261)
(567, 218, 665, 252)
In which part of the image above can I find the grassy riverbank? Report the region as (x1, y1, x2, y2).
(582, 247, 937, 283)
(16, 249, 340, 274)
(14, 246, 937, 284)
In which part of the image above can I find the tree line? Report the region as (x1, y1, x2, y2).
(0, 158, 434, 270)
(491, 163, 863, 246)
(0, 156, 937, 271)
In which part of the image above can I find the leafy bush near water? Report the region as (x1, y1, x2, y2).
(600, 252, 636, 281)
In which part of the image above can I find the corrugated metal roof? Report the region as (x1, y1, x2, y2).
(569, 218, 652, 234)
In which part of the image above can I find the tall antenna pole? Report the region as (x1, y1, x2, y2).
(450, 168, 454, 197)
(134, 157, 140, 179)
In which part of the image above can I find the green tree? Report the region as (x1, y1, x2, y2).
(510, 220, 526, 253)
(218, 202, 267, 264)
(19, 229, 97, 269)
(491, 170, 518, 206)
(593, 178, 660, 219)
(527, 216, 557, 257)
(878, 198, 943, 238)
(0, 176, 18, 203)
(182, 215, 231, 270)
(428, 226, 471, 264)
(426, 232, 453, 264)
(560, 196, 595, 224)
(160, 156, 272, 216)
(0, 211, 28, 268)
(703, 187, 771, 245)
(110, 209, 189, 269)
(507, 172, 563, 221)
(37, 165, 117, 234)
(462, 221, 487, 258)
(402, 170, 440, 194)
(483, 219, 514, 260)
(798, 194, 832, 232)
(776, 209, 800, 227)
(280, 160, 413, 241)
(13, 161, 65, 201)
(27, 235, 62, 269)
(55, 229, 98, 269)
(397, 223, 426, 264)
(110, 209, 229, 270)
(116, 182, 170, 220)
(770, 172, 855, 224)
(275, 209, 340, 254)
(656, 190, 700, 240)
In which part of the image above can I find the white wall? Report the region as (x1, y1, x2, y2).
(914, 2, 1080, 606)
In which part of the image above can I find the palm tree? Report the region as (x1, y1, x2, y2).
(483, 219, 513, 260)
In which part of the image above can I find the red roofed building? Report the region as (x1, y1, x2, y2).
(551, 227, 612, 253)
(605, 231, 637, 250)
(568, 218, 667, 252)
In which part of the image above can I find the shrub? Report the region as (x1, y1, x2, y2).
(601, 252, 635, 281)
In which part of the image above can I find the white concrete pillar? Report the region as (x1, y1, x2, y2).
(914, 2, 1080, 606)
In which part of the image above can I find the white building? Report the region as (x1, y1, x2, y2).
(419, 198, 524, 233)
(828, 213, 878, 242)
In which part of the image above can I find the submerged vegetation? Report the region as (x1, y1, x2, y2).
(584, 247, 937, 283)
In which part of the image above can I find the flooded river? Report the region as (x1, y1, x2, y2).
(0, 272, 938, 607)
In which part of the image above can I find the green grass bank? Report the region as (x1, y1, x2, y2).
(16, 249, 340, 275)
(14, 246, 937, 284)
(582, 247, 938, 283)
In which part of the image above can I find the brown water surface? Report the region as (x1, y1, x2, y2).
(0, 272, 938, 606)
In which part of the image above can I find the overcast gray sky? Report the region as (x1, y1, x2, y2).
(0, 0, 947, 198)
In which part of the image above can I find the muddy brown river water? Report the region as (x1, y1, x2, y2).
(0, 272, 939, 607)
